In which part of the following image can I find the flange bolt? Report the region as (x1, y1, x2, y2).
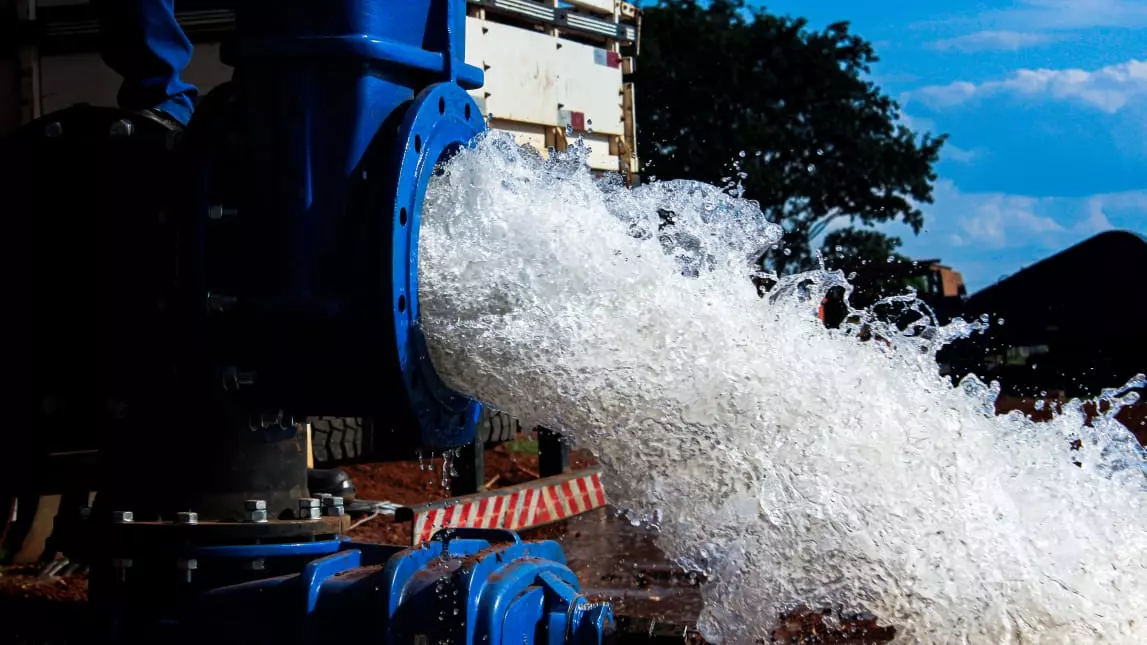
(111, 510, 134, 523)
(245, 499, 269, 523)
(176, 511, 199, 525)
(322, 496, 345, 517)
(298, 498, 321, 520)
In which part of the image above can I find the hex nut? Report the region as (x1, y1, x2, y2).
(177, 558, 198, 571)
(322, 506, 346, 517)
(297, 498, 320, 509)
(44, 122, 63, 138)
(244, 509, 269, 523)
(112, 558, 133, 569)
(244, 559, 266, 571)
(175, 511, 199, 525)
(321, 496, 343, 507)
(245, 499, 267, 511)
(299, 507, 322, 520)
(111, 510, 134, 523)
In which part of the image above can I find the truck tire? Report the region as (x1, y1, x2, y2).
(308, 417, 364, 466)
(478, 409, 521, 446)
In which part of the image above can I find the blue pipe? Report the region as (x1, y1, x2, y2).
(188, 0, 487, 450)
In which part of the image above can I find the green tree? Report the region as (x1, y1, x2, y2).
(634, 0, 946, 275)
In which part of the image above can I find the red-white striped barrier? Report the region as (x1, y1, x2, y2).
(398, 468, 607, 546)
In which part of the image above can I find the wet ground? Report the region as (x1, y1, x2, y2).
(0, 439, 894, 644)
(4, 401, 1142, 644)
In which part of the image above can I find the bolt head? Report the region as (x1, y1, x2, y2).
(177, 558, 198, 571)
(109, 118, 134, 137)
(299, 507, 322, 520)
(175, 511, 199, 525)
(244, 559, 266, 571)
(44, 122, 63, 138)
(244, 509, 269, 523)
(245, 499, 267, 511)
(297, 498, 320, 509)
(321, 496, 343, 507)
(112, 558, 133, 569)
(111, 511, 134, 523)
(322, 505, 346, 517)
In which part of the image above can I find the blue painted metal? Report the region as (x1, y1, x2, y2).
(301, 549, 362, 613)
(182, 531, 612, 645)
(23, 1, 616, 642)
(184, 0, 488, 452)
(187, 538, 344, 559)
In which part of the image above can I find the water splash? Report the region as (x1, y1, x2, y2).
(418, 132, 1147, 644)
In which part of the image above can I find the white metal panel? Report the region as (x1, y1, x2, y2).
(464, 17, 485, 71)
(488, 119, 547, 154)
(561, 0, 616, 15)
(38, 44, 232, 114)
(554, 41, 622, 135)
(489, 120, 617, 173)
(468, 19, 559, 127)
(580, 132, 619, 172)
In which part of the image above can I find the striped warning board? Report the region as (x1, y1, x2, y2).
(398, 468, 607, 546)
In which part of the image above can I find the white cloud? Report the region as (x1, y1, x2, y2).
(911, 59, 1147, 112)
(931, 30, 1060, 53)
(943, 145, 978, 163)
(917, 181, 1142, 250)
(996, 0, 1147, 30)
(892, 182, 1147, 290)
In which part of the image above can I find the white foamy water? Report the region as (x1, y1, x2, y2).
(418, 133, 1147, 644)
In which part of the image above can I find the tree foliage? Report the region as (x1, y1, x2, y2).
(633, 0, 946, 275)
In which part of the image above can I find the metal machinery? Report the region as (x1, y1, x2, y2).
(2, 0, 638, 566)
(0, 0, 617, 642)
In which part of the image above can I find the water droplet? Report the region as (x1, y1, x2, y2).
(738, 150, 746, 158)
(782, 248, 792, 256)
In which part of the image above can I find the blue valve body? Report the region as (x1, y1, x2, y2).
(184, 0, 488, 450)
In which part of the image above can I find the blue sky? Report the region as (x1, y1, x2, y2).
(742, 0, 1147, 292)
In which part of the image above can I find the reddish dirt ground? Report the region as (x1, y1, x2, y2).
(2, 409, 1142, 644)
(341, 439, 598, 545)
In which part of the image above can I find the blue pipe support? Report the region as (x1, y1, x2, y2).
(185, 530, 614, 645)
(190, 0, 486, 450)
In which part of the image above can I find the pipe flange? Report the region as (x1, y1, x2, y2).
(386, 82, 487, 449)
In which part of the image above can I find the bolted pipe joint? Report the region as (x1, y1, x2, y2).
(297, 498, 321, 520)
(322, 496, 345, 517)
(244, 499, 269, 523)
